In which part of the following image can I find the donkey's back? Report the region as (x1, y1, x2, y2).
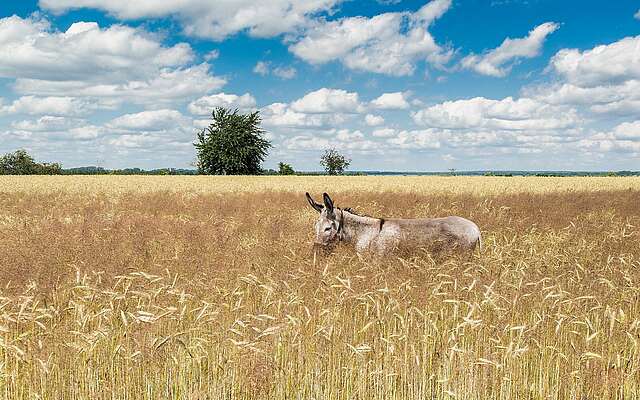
(381, 215, 482, 253)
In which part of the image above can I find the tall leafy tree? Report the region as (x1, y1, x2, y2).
(0, 149, 62, 175)
(320, 148, 351, 175)
(195, 108, 271, 175)
(278, 162, 295, 175)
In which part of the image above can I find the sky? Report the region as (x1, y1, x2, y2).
(0, 0, 639, 172)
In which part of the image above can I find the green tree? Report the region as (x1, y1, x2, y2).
(320, 148, 351, 175)
(0, 149, 62, 175)
(278, 162, 295, 175)
(195, 107, 271, 175)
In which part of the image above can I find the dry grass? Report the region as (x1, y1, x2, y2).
(0, 177, 639, 399)
(1, 175, 639, 195)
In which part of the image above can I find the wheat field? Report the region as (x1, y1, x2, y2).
(1, 176, 639, 399)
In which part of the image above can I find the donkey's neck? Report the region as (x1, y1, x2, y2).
(340, 210, 382, 243)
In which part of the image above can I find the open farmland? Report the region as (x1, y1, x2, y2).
(1, 176, 639, 399)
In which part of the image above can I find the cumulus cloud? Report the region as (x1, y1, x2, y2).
(253, 62, 297, 79)
(290, 88, 365, 113)
(364, 114, 384, 126)
(370, 92, 410, 109)
(289, 0, 452, 75)
(549, 35, 640, 87)
(204, 49, 219, 61)
(412, 96, 580, 132)
(261, 102, 348, 129)
(0, 96, 111, 116)
(635, 9, 640, 20)
(11, 116, 86, 131)
(284, 128, 378, 151)
(188, 93, 257, 115)
(612, 121, 640, 139)
(253, 61, 270, 76)
(579, 121, 640, 154)
(273, 66, 297, 79)
(386, 129, 442, 149)
(0, 16, 225, 105)
(0, 16, 192, 81)
(524, 35, 640, 117)
(14, 65, 226, 106)
(39, 0, 341, 40)
(461, 22, 559, 77)
(372, 127, 397, 137)
(261, 103, 325, 128)
(107, 109, 190, 131)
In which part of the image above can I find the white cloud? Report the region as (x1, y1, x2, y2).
(261, 102, 326, 128)
(523, 35, 640, 118)
(372, 127, 396, 137)
(107, 109, 190, 131)
(253, 62, 297, 79)
(253, 61, 270, 76)
(261, 102, 351, 129)
(11, 115, 86, 131)
(461, 22, 559, 77)
(273, 66, 297, 79)
(0, 96, 110, 116)
(370, 92, 410, 109)
(549, 35, 640, 86)
(386, 129, 442, 149)
(289, 0, 452, 75)
(204, 49, 219, 61)
(412, 96, 580, 132)
(284, 128, 378, 150)
(14, 64, 226, 106)
(290, 88, 365, 113)
(39, 0, 342, 40)
(579, 122, 640, 154)
(364, 114, 384, 126)
(188, 93, 257, 115)
(0, 16, 225, 105)
(0, 16, 192, 81)
(635, 9, 640, 20)
(613, 121, 640, 140)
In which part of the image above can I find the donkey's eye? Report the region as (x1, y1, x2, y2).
(324, 227, 332, 232)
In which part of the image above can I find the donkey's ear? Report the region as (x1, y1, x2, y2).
(322, 193, 334, 213)
(306, 192, 323, 213)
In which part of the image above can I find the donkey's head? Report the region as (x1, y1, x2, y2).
(305, 192, 342, 248)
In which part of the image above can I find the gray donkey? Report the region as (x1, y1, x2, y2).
(306, 192, 482, 255)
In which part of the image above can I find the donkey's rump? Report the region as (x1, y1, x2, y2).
(392, 216, 481, 252)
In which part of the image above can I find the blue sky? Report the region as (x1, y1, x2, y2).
(1, 0, 639, 171)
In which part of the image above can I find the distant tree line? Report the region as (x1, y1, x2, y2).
(2, 107, 639, 176)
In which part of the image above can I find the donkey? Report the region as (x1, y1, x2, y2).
(306, 192, 482, 255)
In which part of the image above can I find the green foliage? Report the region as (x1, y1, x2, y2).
(278, 162, 295, 175)
(320, 148, 351, 175)
(195, 108, 271, 175)
(0, 149, 62, 175)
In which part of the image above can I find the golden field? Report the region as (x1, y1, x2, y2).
(1, 175, 640, 195)
(1, 176, 639, 399)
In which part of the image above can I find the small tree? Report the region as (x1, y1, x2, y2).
(320, 148, 351, 175)
(195, 107, 271, 175)
(278, 162, 295, 175)
(0, 149, 62, 175)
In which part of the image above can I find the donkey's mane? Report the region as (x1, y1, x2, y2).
(342, 207, 385, 230)
(342, 207, 368, 217)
